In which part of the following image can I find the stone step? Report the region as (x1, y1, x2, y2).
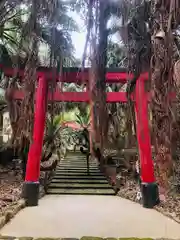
(61, 158, 95, 161)
(63, 158, 88, 161)
(55, 170, 100, 176)
(57, 167, 98, 170)
(63, 161, 88, 163)
(59, 165, 98, 168)
(60, 161, 97, 164)
(59, 162, 97, 165)
(66, 155, 87, 157)
(58, 166, 98, 169)
(47, 152, 113, 196)
(55, 172, 100, 176)
(51, 179, 108, 184)
(47, 188, 115, 195)
(59, 166, 98, 169)
(63, 161, 89, 163)
(54, 172, 103, 176)
(49, 183, 111, 188)
(56, 169, 100, 173)
(63, 158, 91, 159)
(53, 175, 106, 180)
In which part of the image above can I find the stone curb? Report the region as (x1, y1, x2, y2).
(0, 237, 156, 240)
(0, 237, 178, 240)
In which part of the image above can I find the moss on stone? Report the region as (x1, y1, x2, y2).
(104, 238, 153, 240)
(34, 238, 60, 240)
(61, 238, 79, 240)
(17, 237, 33, 240)
(104, 238, 117, 240)
(4, 211, 13, 223)
(0, 217, 6, 229)
(81, 237, 103, 240)
(0, 236, 16, 240)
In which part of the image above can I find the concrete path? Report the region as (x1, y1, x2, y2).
(1, 195, 180, 239)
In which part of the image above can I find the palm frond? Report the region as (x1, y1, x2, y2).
(75, 113, 84, 126)
(41, 26, 74, 58)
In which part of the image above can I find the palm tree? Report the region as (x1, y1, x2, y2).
(75, 106, 90, 148)
(107, 41, 127, 68)
(0, 0, 80, 179)
(2, 0, 78, 147)
(38, 0, 78, 67)
(0, 3, 28, 65)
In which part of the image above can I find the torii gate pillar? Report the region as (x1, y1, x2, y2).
(135, 76, 159, 208)
(22, 74, 48, 206)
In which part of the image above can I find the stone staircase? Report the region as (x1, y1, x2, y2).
(47, 151, 115, 195)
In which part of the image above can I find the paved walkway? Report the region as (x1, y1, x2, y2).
(1, 195, 180, 238)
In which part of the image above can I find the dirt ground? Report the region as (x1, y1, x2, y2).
(0, 165, 22, 217)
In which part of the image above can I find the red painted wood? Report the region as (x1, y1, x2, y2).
(25, 75, 48, 182)
(135, 77, 155, 183)
(0, 64, 149, 83)
(12, 89, 176, 103)
(12, 90, 132, 102)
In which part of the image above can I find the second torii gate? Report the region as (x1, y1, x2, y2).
(0, 66, 160, 208)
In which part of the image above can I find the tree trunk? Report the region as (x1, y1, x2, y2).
(92, 0, 109, 150)
(151, 1, 175, 193)
(125, 107, 133, 148)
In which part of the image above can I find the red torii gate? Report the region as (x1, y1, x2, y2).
(0, 65, 160, 208)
